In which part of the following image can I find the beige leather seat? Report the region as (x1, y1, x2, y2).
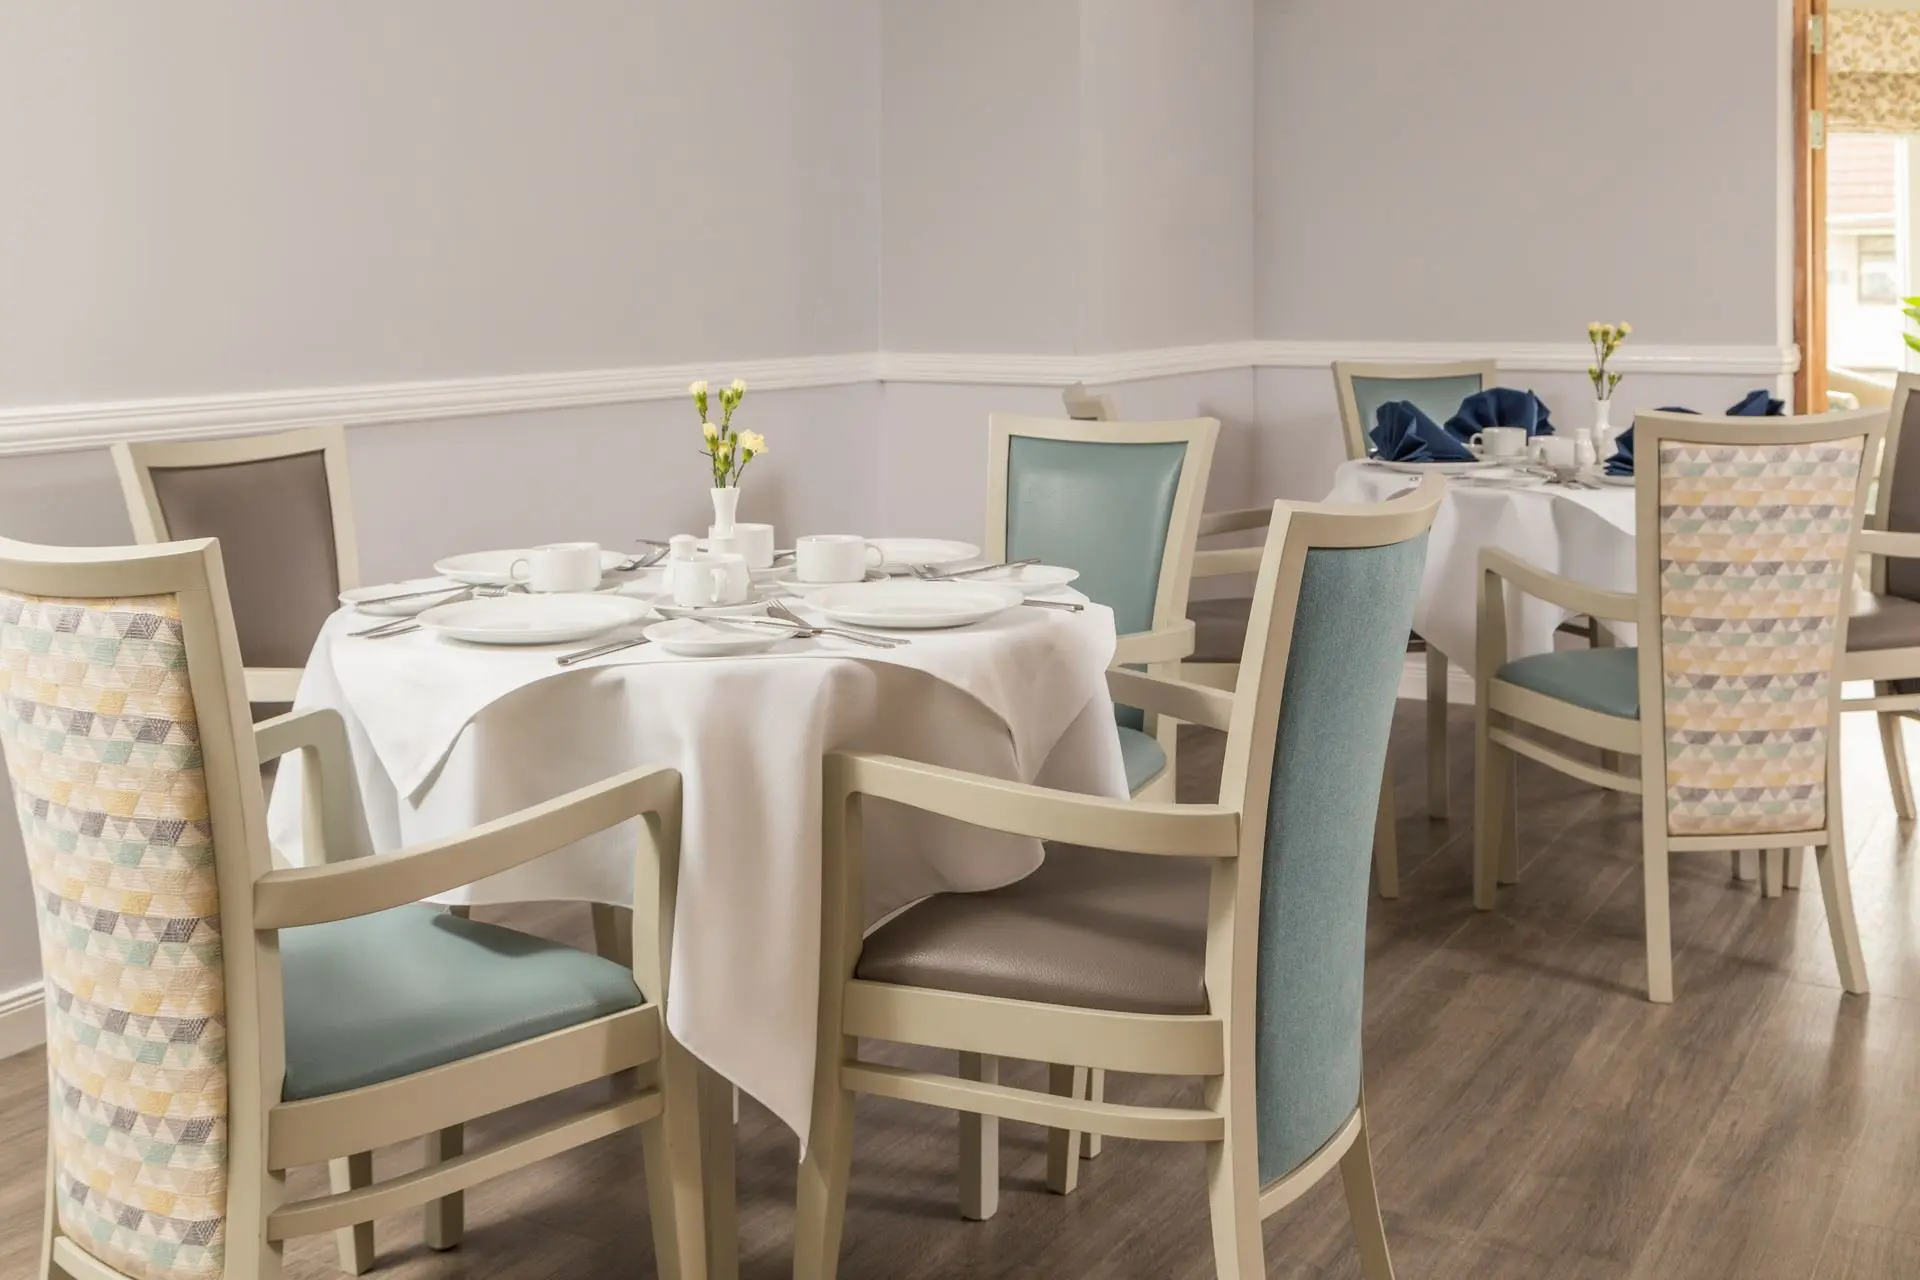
(855, 844, 1208, 1015)
(1850, 591, 1920, 651)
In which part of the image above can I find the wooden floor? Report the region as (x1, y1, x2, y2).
(9, 700, 1920, 1279)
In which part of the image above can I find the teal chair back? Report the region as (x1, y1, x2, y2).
(1221, 485, 1435, 1185)
(988, 414, 1220, 732)
(1334, 361, 1496, 461)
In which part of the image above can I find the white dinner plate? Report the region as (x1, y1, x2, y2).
(771, 571, 888, 592)
(340, 578, 466, 618)
(643, 617, 799, 657)
(867, 538, 981, 575)
(1366, 459, 1502, 475)
(807, 580, 1023, 630)
(1450, 470, 1548, 490)
(417, 594, 654, 645)
(934, 563, 1080, 596)
(434, 548, 631, 587)
(652, 597, 773, 621)
(1596, 472, 1636, 487)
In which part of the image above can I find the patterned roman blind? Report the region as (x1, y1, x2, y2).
(1831, 9, 1920, 134)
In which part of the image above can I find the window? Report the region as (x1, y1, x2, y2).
(1860, 234, 1901, 304)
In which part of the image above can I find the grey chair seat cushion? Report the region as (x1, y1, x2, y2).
(1494, 646, 1641, 720)
(1116, 725, 1168, 794)
(856, 844, 1209, 1015)
(1849, 591, 1920, 652)
(280, 905, 643, 1100)
(1189, 596, 1253, 664)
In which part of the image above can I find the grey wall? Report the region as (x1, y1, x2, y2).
(1255, 0, 1789, 345)
(0, 1, 882, 405)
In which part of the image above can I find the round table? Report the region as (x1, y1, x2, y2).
(1326, 461, 1638, 676)
(267, 594, 1127, 1141)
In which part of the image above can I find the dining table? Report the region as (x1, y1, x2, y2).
(1326, 461, 1639, 674)
(266, 577, 1128, 1168)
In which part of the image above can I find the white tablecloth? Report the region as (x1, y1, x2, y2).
(1326, 462, 1638, 676)
(267, 599, 1129, 1141)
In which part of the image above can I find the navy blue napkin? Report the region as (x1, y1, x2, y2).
(1445, 386, 1555, 438)
(1370, 401, 1477, 463)
(1727, 389, 1786, 416)
(1603, 426, 1634, 477)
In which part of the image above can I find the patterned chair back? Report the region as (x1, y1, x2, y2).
(1332, 360, 1497, 462)
(0, 539, 262, 1280)
(1216, 479, 1440, 1187)
(1637, 412, 1880, 838)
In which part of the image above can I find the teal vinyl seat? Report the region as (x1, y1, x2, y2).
(1494, 647, 1640, 720)
(280, 905, 643, 1100)
(1116, 725, 1168, 793)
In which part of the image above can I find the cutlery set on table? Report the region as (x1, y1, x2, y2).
(338, 532, 1089, 666)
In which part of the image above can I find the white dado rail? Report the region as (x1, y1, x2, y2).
(0, 340, 1797, 458)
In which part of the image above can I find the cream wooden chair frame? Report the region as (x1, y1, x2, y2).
(8, 535, 708, 1280)
(1334, 360, 1500, 826)
(110, 426, 360, 708)
(793, 477, 1445, 1280)
(986, 412, 1215, 803)
(1471, 411, 1881, 1003)
(1062, 381, 1119, 422)
(1841, 372, 1920, 824)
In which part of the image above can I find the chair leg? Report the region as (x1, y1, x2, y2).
(1203, 1126, 1264, 1278)
(1046, 1064, 1086, 1196)
(1424, 646, 1450, 820)
(1082, 1069, 1105, 1159)
(696, 1063, 740, 1280)
(640, 1045, 710, 1280)
(1731, 850, 1759, 882)
(1339, 1106, 1397, 1280)
(793, 1059, 856, 1280)
(1643, 829, 1675, 1004)
(958, 1053, 999, 1220)
(1786, 847, 1806, 891)
(591, 903, 633, 966)
(1816, 822, 1870, 995)
(422, 1128, 462, 1251)
(1472, 695, 1508, 910)
(232, 1166, 290, 1280)
(1880, 710, 1917, 822)
(327, 1154, 375, 1273)
(1762, 850, 1785, 899)
(446, 903, 470, 919)
(1373, 765, 1400, 900)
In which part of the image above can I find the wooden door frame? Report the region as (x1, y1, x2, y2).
(1795, 0, 1829, 412)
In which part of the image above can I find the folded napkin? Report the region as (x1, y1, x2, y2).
(1603, 426, 1635, 477)
(1445, 386, 1555, 438)
(1370, 401, 1477, 462)
(1727, 388, 1787, 417)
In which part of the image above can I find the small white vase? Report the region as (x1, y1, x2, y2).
(1593, 396, 1613, 434)
(710, 485, 740, 536)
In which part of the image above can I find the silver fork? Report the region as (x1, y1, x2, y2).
(350, 587, 511, 638)
(765, 599, 904, 647)
(910, 558, 1041, 581)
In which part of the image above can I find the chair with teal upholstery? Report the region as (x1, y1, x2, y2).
(987, 412, 1217, 802)
(1473, 410, 1880, 1003)
(791, 477, 1444, 1280)
(0, 534, 708, 1280)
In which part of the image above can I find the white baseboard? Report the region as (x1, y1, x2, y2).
(0, 339, 1796, 457)
(1397, 653, 1476, 706)
(0, 981, 45, 1060)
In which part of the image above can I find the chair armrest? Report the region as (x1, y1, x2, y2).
(246, 667, 304, 704)
(1105, 668, 1234, 732)
(252, 765, 682, 929)
(827, 752, 1238, 858)
(1113, 620, 1196, 665)
(1480, 548, 1635, 622)
(1193, 547, 1261, 578)
(1197, 506, 1273, 539)
(255, 708, 363, 866)
(1858, 529, 1920, 561)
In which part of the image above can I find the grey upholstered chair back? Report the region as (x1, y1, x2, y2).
(1250, 533, 1427, 1183)
(145, 452, 343, 672)
(1884, 391, 1920, 601)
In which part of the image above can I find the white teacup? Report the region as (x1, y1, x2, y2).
(729, 522, 777, 570)
(795, 534, 883, 584)
(509, 542, 602, 593)
(670, 551, 752, 609)
(1530, 436, 1580, 468)
(1470, 426, 1528, 460)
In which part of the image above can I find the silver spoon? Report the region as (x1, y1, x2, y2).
(557, 635, 651, 666)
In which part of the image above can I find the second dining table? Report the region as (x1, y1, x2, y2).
(266, 574, 1129, 1148)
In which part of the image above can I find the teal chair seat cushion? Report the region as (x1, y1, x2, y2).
(1494, 647, 1641, 719)
(1117, 725, 1168, 793)
(280, 905, 643, 1101)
